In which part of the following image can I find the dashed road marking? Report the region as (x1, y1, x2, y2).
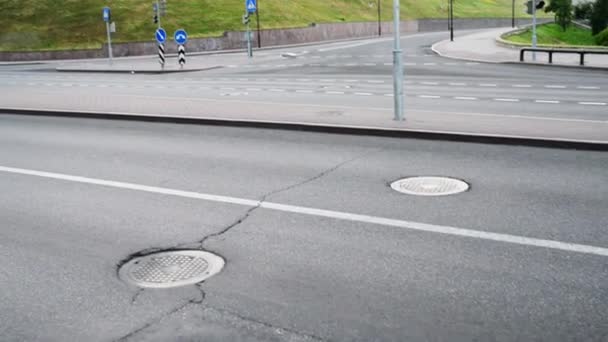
(579, 102, 607, 106)
(545, 85, 566, 89)
(454, 96, 477, 100)
(535, 100, 560, 104)
(418, 95, 441, 99)
(494, 98, 520, 102)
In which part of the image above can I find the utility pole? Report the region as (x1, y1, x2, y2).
(532, 0, 537, 61)
(512, 0, 515, 28)
(156, 1, 161, 29)
(392, 0, 404, 121)
(378, 0, 382, 36)
(450, 0, 454, 42)
(256, 5, 261, 48)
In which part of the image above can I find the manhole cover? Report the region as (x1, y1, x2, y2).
(119, 250, 225, 288)
(391, 176, 469, 196)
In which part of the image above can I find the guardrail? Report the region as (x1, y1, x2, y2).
(520, 48, 608, 66)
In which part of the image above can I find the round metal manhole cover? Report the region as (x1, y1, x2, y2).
(391, 176, 469, 196)
(119, 250, 225, 288)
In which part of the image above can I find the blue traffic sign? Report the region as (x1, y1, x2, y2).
(155, 28, 167, 44)
(246, 0, 257, 13)
(102, 7, 111, 22)
(174, 29, 188, 45)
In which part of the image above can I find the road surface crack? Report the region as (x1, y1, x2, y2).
(115, 286, 206, 342)
(263, 148, 383, 199)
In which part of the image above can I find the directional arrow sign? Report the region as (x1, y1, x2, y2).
(174, 29, 188, 45)
(102, 7, 111, 22)
(155, 28, 167, 44)
(246, 0, 257, 13)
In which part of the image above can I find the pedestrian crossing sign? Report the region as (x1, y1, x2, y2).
(246, 0, 257, 13)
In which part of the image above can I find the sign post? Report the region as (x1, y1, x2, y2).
(174, 29, 188, 69)
(103, 7, 113, 65)
(155, 28, 167, 70)
(245, 0, 257, 58)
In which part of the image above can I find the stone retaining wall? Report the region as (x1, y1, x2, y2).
(0, 18, 540, 61)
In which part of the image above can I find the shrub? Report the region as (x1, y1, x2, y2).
(595, 27, 608, 46)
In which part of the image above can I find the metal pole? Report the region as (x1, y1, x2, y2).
(256, 5, 261, 48)
(392, 0, 404, 121)
(106, 22, 113, 65)
(512, 0, 515, 28)
(450, 0, 454, 42)
(156, 0, 161, 29)
(532, 1, 537, 61)
(247, 22, 253, 58)
(378, 0, 382, 36)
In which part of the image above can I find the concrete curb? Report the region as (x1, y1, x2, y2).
(431, 38, 608, 70)
(1, 108, 606, 151)
(55, 66, 223, 74)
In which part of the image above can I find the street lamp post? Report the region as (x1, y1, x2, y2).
(392, 0, 404, 121)
(378, 0, 382, 36)
(512, 0, 515, 28)
(449, 0, 454, 41)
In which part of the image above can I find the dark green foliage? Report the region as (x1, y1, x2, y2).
(595, 27, 608, 45)
(545, 0, 573, 31)
(574, 1, 593, 20)
(590, 0, 608, 35)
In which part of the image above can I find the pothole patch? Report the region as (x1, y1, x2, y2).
(119, 250, 225, 289)
(391, 176, 469, 196)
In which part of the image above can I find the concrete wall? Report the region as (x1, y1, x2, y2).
(0, 18, 534, 62)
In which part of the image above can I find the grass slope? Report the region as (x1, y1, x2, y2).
(505, 23, 598, 47)
(1, 0, 536, 51)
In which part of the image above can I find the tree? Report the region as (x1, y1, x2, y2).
(545, 0, 573, 31)
(574, 1, 593, 20)
(591, 0, 608, 35)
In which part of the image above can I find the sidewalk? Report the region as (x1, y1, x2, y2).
(432, 27, 608, 68)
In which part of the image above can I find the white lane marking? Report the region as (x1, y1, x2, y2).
(2, 165, 607, 258)
(320, 79, 336, 82)
(479, 83, 497, 87)
(325, 91, 345, 95)
(494, 98, 520, 102)
(363, 63, 376, 66)
(512, 84, 532, 88)
(444, 62, 458, 65)
(268, 89, 286, 92)
(367, 80, 384, 84)
(535, 100, 560, 104)
(295, 89, 314, 93)
(577, 86, 600, 90)
(384, 93, 394, 97)
(220, 87, 236, 91)
(579, 102, 607, 106)
(345, 63, 358, 66)
(418, 95, 441, 99)
(384, 63, 392, 66)
(295, 79, 311, 82)
(354, 92, 373, 96)
(246, 88, 262, 91)
(449, 83, 466, 86)
(454, 96, 477, 100)
(423, 63, 437, 66)
(545, 85, 566, 89)
(466, 62, 480, 65)
(317, 41, 379, 52)
(421, 82, 439, 85)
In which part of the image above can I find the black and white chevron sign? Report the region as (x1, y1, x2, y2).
(178, 45, 186, 67)
(158, 43, 165, 66)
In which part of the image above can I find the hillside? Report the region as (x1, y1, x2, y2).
(0, 0, 536, 51)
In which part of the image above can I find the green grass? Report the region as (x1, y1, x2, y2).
(504, 22, 598, 47)
(0, 0, 541, 51)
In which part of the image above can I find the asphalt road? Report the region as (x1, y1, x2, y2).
(1, 114, 607, 342)
(0, 30, 607, 141)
